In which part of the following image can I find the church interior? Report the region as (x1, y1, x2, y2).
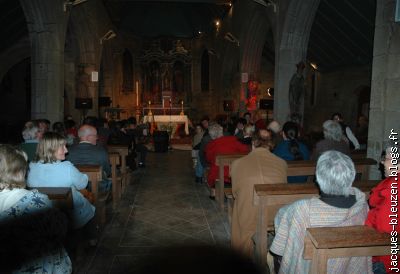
(0, 0, 399, 273)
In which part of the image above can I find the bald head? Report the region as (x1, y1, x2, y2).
(78, 125, 97, 145)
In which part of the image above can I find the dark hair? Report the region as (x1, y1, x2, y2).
(331, 112, 343, 120)
(282, 121, 303, 160)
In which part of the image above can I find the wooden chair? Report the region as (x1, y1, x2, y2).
(303, 225, 391, 274)
(108, 144, 130, 194)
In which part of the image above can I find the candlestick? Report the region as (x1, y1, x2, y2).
(180, 100, 184, 115)
(136, 81, 139, 107)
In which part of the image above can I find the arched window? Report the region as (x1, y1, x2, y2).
(201, 49, 209, 92)
(122, 49, 133, 92)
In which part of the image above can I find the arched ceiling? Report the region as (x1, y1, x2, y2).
(0, 0, 28, 54)
(102, 0, 231, 38)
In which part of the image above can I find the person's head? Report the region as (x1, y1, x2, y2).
(243, 124, 255, 137)
(208, 122, 223, 140)
(195, 124, 204, 134)
(22, 121, 41, 141)
(236, 118, 247, 130)
(331, 112, 343, 122)
(35, 132, 67, 163)
(322, 120, 343, 142)
(0, 145, 28, 191)
(252, 129, 274, 150)
(316, 150, 355, 196)
(52, 122, 65, 136)
(243, 112, 251, 124)
(78, 125, 98, 145)
(267, 120, 281, 134)
(381, 144, 398, 178)
(37, 119, 50, 133)
(200, 116, 209, 129)
(282, 121, 299, 140)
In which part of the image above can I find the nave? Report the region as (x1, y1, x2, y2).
(77, 149, 232, 273)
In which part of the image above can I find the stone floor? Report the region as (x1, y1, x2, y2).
(76, 149, 233, 273)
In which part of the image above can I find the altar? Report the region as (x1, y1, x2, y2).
(143, 115, 189, 135)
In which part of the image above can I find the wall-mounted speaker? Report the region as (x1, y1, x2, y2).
(223, 100, 234, 112)
(75, 98, 93, 109)
(259, 99, 274, 110)
(98, 96, 111, 107)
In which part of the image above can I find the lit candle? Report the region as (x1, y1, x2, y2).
(136, 81, 139, 107)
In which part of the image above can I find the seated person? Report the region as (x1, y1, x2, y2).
(231, 129, 287, 257)
(67, 124, 111, 190)
(332, 112, 360, 150)
(274, 121, 310, 183)
(20, 120, 43, 161)
(238, 124, 255, 147)
(27, 132, 96, 230)
(0, 144, 72, 273)
(311, 120, 350, 160)
(270, 150, 370, 274)
(365, 144, 399, 274)
(125, 117, 148, 168)
(205, 123, 249, 199)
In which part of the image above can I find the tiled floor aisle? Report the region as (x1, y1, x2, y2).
(78, 149, 230, 273)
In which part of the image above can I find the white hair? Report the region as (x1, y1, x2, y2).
(208, 123, 223, 140)
(78, 126, 95, 138)
(316, 150, 355, 196)
(22, 121, 39, 141)
(323, 120, 343, 142)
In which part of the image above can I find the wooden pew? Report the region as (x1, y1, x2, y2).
(252, 180, 381, 266)
(218, 155, 377, 210)
(31, 187, 73, 210)
(303, 225, 391, 274)
(109, 152, 122, 209)
(215, 153, 248, 209)
(108, 144, 130, 194)
(76, 165, 102, 202)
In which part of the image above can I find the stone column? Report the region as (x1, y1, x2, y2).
(368, 0, 400, 178)
(20, 0, 68, 123)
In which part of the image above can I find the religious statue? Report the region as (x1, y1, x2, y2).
(161, 64, 172, 91)
(289, 61, 306, 118)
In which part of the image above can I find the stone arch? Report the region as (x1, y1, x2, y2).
(273, 0, 320, 123)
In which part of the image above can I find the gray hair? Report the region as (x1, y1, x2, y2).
(22, 121, 39, 141)
(208, 122, 223, 140)
(323, 120, 343, 142)
(78, 125, 96, 138)
(316, 150, 355, 196)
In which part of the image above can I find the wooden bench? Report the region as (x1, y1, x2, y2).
(304, 225, 391, 274)
(109, 152, 122, 209)
(76, 165, 102, 202)
(216, 154, 376, 210)
(252, 180, 381, 266)
(108, 144, 130, 194)
(31, 187, 73, 210)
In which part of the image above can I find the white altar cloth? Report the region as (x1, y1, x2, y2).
(143, 115, 189, 135)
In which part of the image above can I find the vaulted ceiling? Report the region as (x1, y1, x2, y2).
(0, 0, 376, 72)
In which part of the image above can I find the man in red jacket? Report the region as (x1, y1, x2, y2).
(365, 144, 399, 274)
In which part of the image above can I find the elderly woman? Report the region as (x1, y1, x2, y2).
(205, 123, 249, 199)
(27, 132, 95, 229)
(270, 150, 371, 274)
(311, 120, 350, 160)
(20, 120, 43, 161)
(365, 144, 399, 274)
(0, 144, 72, 273)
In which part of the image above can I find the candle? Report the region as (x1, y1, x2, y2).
(136, 81, 139, 107)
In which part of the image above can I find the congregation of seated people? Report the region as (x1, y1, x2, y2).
(190, 110, 395, 274)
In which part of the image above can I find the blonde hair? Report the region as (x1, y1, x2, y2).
(35, 132, 66, 163)
(0, 144, 28, 190)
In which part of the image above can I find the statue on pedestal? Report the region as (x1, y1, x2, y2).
(289, 61, 306, 121)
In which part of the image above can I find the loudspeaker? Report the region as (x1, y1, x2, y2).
(223, 100, 234, 112)
(98, 96, 111, 107)
(75, 98, 93, 109)
(259, 99, 274, 110)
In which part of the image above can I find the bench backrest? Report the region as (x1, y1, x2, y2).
(76, 164, 102, 201)
(30, 187, 73, 210)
